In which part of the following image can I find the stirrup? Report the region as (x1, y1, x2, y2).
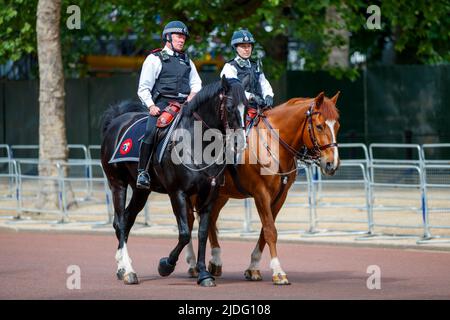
(136, 170, 151, 189)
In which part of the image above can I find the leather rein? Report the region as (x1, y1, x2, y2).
(260, 102, 338, 165)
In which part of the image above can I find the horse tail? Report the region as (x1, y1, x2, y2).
(100, 100, 147, 138)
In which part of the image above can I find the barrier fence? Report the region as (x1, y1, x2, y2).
(0, 143, 449, 244)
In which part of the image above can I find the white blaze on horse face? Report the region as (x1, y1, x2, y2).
(325, 120, 339, 168)
(248, 244, 262, 270)
(115, 244, 135, 275)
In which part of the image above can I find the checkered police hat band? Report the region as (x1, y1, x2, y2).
(231, 37, 254, 45)
(164, 27, 188, 35)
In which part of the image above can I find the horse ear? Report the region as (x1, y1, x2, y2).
(315, 91, 325, 108)
(331, 91, 340, 104)
(221, 75, 230, 91)
(241, 74, 250, 89)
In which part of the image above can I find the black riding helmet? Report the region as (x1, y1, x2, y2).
(161, 21, 189, 54)
(162, 20, 189, 41)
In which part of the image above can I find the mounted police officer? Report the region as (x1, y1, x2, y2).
(220, 29, 274, 127)
(136, 20, 202, 189)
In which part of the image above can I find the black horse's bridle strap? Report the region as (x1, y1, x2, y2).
(193, 92, 230, 131)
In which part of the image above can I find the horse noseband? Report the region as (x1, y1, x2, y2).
(302, 104, 338, 161)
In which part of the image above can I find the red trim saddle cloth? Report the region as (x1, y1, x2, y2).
(157, 101, 182, 128)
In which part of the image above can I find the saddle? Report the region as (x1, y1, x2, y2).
(157, 101, 182, 128)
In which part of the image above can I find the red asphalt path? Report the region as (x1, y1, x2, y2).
(1, 228, 450, 300)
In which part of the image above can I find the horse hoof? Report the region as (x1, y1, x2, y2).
(199, 277, 216, 287)
(116, 268, 125, 280)
(124, 272, 139, 285)
(244, 269, 262, 281)
(272, 273, 290, 285)
(158, 257, 176, 277)
(197, 271, 215, 287)
(188, 267, 199, 278)
(208, 261, 222, 277)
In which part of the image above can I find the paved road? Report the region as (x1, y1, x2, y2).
(1, 228, 450, 300)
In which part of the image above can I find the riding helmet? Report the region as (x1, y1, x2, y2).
(162, 20, 190, 41)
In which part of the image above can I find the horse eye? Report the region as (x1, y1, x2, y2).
(316, 124, 324, 131)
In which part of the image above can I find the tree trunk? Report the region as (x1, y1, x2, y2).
(36, 0, 67, 212)
(325, 6, 349, 68)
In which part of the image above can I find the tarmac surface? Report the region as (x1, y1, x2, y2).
(1, 226, 450, 300)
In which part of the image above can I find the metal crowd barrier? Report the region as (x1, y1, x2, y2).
(305, 162, 371, 237)
(1, 143, 450, 245)
(417, 144, 450, 243)
(301, 143, 371, 237)
(357, 144, 430, 241)
(0, 158, 19, 217)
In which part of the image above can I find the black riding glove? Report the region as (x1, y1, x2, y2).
(264, 95, 273, 108)
(251, 95, 265, 107)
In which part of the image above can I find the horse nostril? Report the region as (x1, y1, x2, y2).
(326, 162, 333, 170)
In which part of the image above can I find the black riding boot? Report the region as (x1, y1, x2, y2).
(136, 142, 152, 189)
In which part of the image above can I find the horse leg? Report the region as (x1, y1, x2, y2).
(112, 183, 137, 285)
(245, 191, 290, 285)
(244, 230, 265, 281)
(245, 192, 290, 285)
(185, 208, 198, 278)
(115, 187, 150, 285)
(158, 191, 191, 277)
(196, 201, 216, 287)
(207, 195, 229, 277)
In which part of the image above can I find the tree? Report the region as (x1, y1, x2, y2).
(36, 0, 67, 210)
(2, 0, 449, 79)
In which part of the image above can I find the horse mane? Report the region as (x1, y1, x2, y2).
(100, 100, 147, 139)
(285, 96, 339, 121)
(183, 81, 222, 116)
(183, 79, 247, 116)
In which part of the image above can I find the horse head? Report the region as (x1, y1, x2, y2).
(302, 91, 341, 176)
(220, 75, 248, 156)
(220, 75, 247, 131)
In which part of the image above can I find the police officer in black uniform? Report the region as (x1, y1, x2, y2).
(220, 29, 274, 118)
(136, 21, 202, 189)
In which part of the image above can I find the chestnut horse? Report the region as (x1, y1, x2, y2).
(185, 91, 341, 285)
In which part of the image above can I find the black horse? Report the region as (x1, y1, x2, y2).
(100, 76, 247, 287)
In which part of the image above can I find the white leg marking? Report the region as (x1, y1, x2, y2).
(210, 247, 222, 266)
(270, 257, 286, 276)
(248, 244, 262, 270)
(115, 244, 135, 275)
(185, 240, 197, 268)
(325, 120, 339, 168)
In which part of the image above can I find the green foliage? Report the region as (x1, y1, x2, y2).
(1, 0, 448, 80)
(0, 0, 37, 64)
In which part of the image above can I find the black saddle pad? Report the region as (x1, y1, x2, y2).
(109, 116, 148, 163)
(109, 113, 181, 164)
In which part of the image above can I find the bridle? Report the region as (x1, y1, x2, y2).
(193, 92, 234, 132)
(261, 102, 338, 165)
